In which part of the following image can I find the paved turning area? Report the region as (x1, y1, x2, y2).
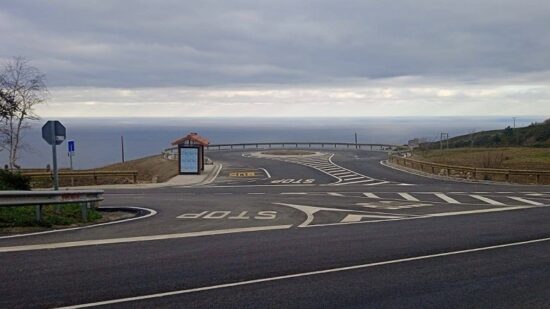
(1, 150, 550, 308)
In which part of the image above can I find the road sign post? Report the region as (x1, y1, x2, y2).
(68, 140, 75, 186)
(42, 121, 66, 190)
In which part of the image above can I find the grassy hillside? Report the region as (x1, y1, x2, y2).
(413, 147, 550, 170)
(98, 154, 178, 183)
(421, 119, 550, 149)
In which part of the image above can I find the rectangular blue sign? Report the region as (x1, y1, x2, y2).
(68, 140, 75, 153)
(180, 147, 199, 173)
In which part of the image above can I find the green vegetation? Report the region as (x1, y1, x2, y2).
(413, 147, 550, 170)
(0, 169, 31, 190)
(0, 204, 102, 228)
(421, 119, 550, 149)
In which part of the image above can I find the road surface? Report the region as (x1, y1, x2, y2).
(1, 150, 549, 308)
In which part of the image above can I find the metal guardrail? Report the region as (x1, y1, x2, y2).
(0, 190, 104, 222)
(389, 155, 550, 184)
(163, 142, 406, 159)
(20, 170, 138, 186)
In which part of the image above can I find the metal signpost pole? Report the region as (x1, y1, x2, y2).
(51, 122, 59, 190)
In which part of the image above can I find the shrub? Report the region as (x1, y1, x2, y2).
(0, 170, 31, 190)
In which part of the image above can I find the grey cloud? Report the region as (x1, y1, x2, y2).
(1, 0, 550, 87)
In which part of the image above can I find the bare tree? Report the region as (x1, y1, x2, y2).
(0, 57, 47, 169)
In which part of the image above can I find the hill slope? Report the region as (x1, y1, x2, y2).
(421, 119, 550, 149)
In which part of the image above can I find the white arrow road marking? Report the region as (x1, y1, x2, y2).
(507, 196, 544, 206)
(341, 214, 403, 222)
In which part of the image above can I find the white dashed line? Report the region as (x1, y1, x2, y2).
(362, 193, 380, 199)
(470, 195, 505, 205)
(434, 193, 461, 204)
(507, 196, 544, 206)
(398, 193, 420, 202)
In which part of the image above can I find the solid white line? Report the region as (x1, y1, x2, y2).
(247, 193, 266, 195)
(426, 206, 531, 217)
(342, 176, 365, 181)
(327, 192, 344, 197)
(434, 193, 461, 204)
(280, 192, 308, 195)
(362, 193, 380, 199)
(259, 168, 271, 179)
(470, 195, 505, 206)
(0, 225, 293, 253)
(57, 236, 550, 309)
(507, 196, 544, 206)
(362, 181, 389, 186)
(0, 207, 157, 240)
(201, 164, 223, 185)
(398, 193, 420, 202)
(334, 179, 376, 185)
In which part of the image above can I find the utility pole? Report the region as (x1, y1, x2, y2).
(121, 136, 125, 163)
(354, 132, 358, 149)
(440, 132, 449, 150)
(470, 129, 475, 148)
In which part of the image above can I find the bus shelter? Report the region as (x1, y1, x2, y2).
(171, 133, 209, 175)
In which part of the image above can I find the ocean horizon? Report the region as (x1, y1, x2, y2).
(1, 116, 544, 169)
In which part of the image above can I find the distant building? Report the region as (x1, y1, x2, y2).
(408, 138, 428, 148)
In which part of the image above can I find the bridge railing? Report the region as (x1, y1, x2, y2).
(163, 142, 406, 159)
(0, 190, 104, 222)
(389, 155, 550, 185)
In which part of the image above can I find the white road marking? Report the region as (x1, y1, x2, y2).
(57, 236, 550, 309)
(362, 193, 380, 199)
(334, 179, 377, 185)
(397, 193, 420, 202)
(434, 193, 461, 204)
(327, 192, 344, 197)
(426, 206, 532, 217)
(470, 195, 505, 205)
(280, 192, 308, 195)
(507, 196, 544, 206)
(0, 225, 293, 253)
(340, 213, 403, 222)
(247, 193, 266, 195)
(344, 176, 366, 181)
(259, 168, 271, 179)
(202, 164, 223, 185)
(363, 181, 390, 186)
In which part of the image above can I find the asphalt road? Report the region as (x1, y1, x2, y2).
(1, 149, 549, 308)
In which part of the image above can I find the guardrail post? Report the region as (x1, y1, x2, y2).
(473, 169, 477, 180)
(35, 205, 42, 222)
(133, 172, 137, 184)
(536, 174, 540, 184)
(93, 173, 98, 185)
(81, 202, 88, 222)
(506, 170, 511, 182)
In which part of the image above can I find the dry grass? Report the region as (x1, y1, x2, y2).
(412, 147, 550, 170)
(97, 154, 178, 182)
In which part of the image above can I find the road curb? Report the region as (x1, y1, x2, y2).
(380, 160, 545, 187)
(0, 206, 157, 239)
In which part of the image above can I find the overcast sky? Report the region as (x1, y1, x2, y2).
(1, 0, 549, 117)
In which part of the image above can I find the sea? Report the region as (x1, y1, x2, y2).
(0, 117, 544, 169)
